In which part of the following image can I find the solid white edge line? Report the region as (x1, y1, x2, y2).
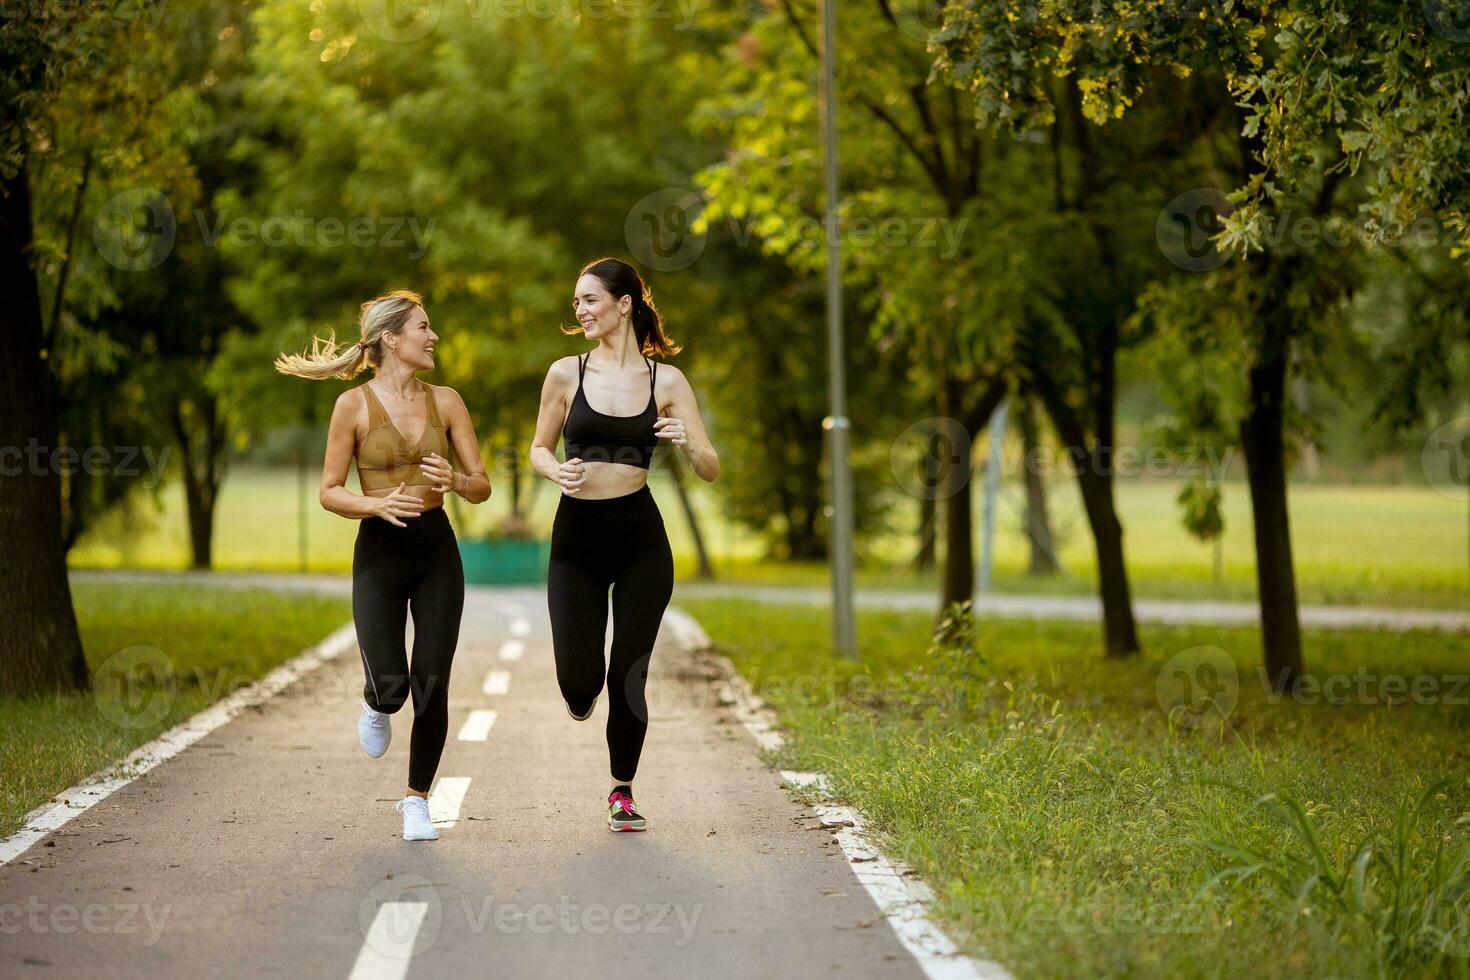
(429, 776, 471, 827)
(663, 605, 1012, 980)
(0, 621, 358, 867)
(456, 709, 497, 742)
(350, 902, 430, 980)
(482, 669, 511, 695)
(497, 639, 525, 662)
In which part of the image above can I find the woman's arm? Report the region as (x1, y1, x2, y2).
(654, 366, 720, 482)
(529, 357, 587, 494)
(420, 386, 491, 504)
(319, 390, 424, 525)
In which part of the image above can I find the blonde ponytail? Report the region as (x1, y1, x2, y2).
(274, 289, 425, 381)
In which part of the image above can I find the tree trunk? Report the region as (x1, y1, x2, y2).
(170, 399, 223, 571)
(939, 372, 1009, 608)
(1018, 395, 1058, 576)
(941, 438, 975, 606)
(915, 492, 936, 571)
(1239, 323, 1303, 691)
(1072, 448, 1140, 657)
(0, 159, 89, 696)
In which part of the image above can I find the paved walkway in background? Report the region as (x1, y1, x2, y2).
(73, 569, 1470, 634)
(3, 588, 928, 978)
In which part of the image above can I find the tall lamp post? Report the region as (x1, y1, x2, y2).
(820, 0, 857, 660)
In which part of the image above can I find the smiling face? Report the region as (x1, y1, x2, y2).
(572, 274, 630, 340)
(387, 305, 437, 370)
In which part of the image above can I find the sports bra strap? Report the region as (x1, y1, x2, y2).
(421, 379, 443, 428)
(578, 353, 588, 384)
(647, 357, 656, 396)
(361, 382, 390, 427)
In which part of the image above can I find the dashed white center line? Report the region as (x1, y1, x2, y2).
(429, 776, 471, 827)
(351, 902, 429, 980)
(482, 669, 511, 695)
(509, 617, 530, 637)
(456, 710, 497, 742)
(498, 639, 525, 662)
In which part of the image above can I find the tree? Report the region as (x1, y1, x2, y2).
(0, 2, 163, 693)
(936, 0, 1470, 682)
(694, 0, 1021, 608)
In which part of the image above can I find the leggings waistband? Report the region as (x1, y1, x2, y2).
(358, 504, 455, 543)
(553, 484, 662, 528)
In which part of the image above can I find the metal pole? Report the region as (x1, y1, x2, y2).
(979, 399, 1008, 593)
(820, 0, 857, 659)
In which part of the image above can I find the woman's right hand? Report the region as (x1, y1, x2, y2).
(373, 482, 425, 526)
(558, 458, 587, 495)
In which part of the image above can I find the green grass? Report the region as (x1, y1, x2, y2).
(0, 582, 350, 839)
(681, 598, 1470, 978)
(69, 466, 1470, 609)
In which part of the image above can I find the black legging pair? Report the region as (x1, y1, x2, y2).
(353, 506, 464, 793)
(547, 485, 675, 783)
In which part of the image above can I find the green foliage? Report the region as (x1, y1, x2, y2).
(1197, 783, 1470, 972)
(687, 597, 1470, 977)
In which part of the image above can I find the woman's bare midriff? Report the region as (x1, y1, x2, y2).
(362, 483, 445, 512)
(571, 461, 650, 500)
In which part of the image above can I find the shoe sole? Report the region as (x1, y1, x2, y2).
(608, 820, 647, 832)
(403, 830, 439, 841)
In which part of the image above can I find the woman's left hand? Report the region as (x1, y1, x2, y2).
(654, 416, 688, 448)
(420, 452, 458, 494)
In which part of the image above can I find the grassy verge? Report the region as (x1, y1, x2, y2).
(681, 598, 1470, 978)
(0, 582, 350, 839)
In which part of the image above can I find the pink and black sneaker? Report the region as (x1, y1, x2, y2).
(607, 788, 647, 832)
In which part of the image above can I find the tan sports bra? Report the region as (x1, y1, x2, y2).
(355, 379, 450, 492)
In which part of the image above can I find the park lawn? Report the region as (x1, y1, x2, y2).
(0, 583, 350, 840)
(69, 466, 1470, 610)
(680, 598, 1470, 979)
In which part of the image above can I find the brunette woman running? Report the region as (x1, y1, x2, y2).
(530, 258, 719, 832)
(276, 290, 490, 842)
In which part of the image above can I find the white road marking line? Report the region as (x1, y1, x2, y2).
(0, 622, 358, 867)
(509, 617, 531, 637)
(482, 669, 511, 695)
(680, 607, 1011, 980)
(429, 776, 471, 827)
(498, 639, 525, 662)
(456, 710, 497, 742)
(350, 902, 429, 980)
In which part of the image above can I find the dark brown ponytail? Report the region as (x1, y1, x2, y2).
(574, 257, 681, 356)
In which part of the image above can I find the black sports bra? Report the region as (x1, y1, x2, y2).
(562, 353, 659, 469)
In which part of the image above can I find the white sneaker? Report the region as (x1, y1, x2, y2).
(358, 703, 391, 758)
(395, 796, 437, 841)
(566, 695, 597, 721)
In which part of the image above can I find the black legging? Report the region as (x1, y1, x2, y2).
(547, 485, 674, 782)
(353, 506, 465, 792)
